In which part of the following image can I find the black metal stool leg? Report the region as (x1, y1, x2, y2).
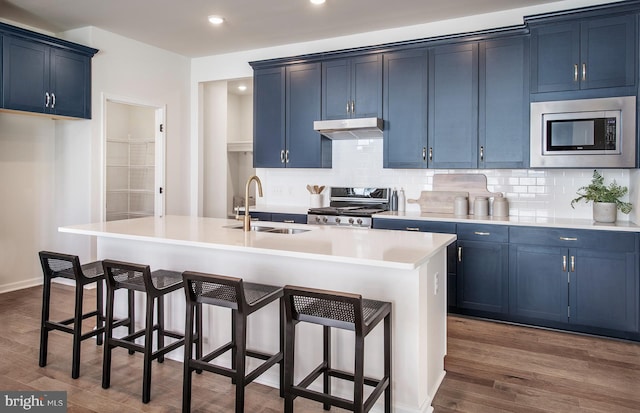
(323, 325, 331, 411)
(96, 279, 104, 346)
(284, 320, 296, 413)
(157, 295, 165, 363)
(127, 290, 135, 355)
(71, 282, 85, 379)
(142, 295, 155, 403)
(39, 276, 52, 368)
(279, 297, 285, 398)
(353, 334, 365, 413)
(231, 309, 237, 385)
(182, 302, 195, 413)
(384, 313, 392, 413)
(234, 312, 247, 413)
(102, 287, 115, 389)
(195, 302, 203, 374)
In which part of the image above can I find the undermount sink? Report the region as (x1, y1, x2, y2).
(224, 224, 309, 234)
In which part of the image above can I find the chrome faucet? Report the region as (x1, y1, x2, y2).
(242, 175, 263, 231)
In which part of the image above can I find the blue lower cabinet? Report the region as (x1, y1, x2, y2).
(270, 213, 306, 224)
(509, 227, 639, 336)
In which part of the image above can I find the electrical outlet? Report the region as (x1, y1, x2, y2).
(434, 272, 439, 296)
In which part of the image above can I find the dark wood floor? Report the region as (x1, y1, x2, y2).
(1, 284, 639, 412)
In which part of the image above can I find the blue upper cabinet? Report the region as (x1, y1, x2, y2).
(286, 62, 330, 168)
(253, 67, 286, 168)
(322, 55, 382, 120)
(1, 23, 96, 119)
(253, 63, 329, 168)
(530, 14, 636, 93)
(383, 49, 428, 168)
(428, 42, 479, 169)
(479, 36, 529, 169)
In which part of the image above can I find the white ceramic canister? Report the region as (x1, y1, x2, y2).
(492, 197, 509, 217)
(454, 196, 468, 216)
(474, 196, 489, 216)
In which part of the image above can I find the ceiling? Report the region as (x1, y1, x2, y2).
(0, 0, 568, 58)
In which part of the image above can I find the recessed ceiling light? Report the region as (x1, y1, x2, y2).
(310, 0, 325, 5)
(208, 15, 224, 25)
(238, 85, 247, 92)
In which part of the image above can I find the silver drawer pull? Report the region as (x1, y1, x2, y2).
(283, 220, 295, 223)
(474, 231, 490, 236)
(560, 237, 578, 241)
(406, 227, 421, 231)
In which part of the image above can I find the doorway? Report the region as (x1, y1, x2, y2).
(103, 98, 165, 221)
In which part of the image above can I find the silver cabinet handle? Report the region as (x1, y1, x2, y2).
(429, 147, 433, 161)
(480, 146, 484, 161)
(285, 150, 290, 163)
(45, 92, 50, 108)
(405, 227, 421, 231)
(574, 64, 578, 82)
(350, 100, 355, 114)
(51, 93, 56, 109)
(562, 255, 567, 272)
(570, 255, 575, 272)
(280, 150, 285, 163)
(474, 231, 490, 236)
(559, 237, 578, 241)
(458, 246, 462, 262)
(422, 147, 426, 161)
(582, 63, 586, 81)
(346, 101, 350, 114)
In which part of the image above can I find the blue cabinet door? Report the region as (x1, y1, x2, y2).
(570, 248, 638, 332)
(580, 15, 636, 90)
(479, 37, 529, 168)
(2, 35, 49, 114)
(50, 48, 91, 118)
(457, 240, 509, 314)
(531, 15, 636, 92)
(383, 49, 428, 168)
(428, 42, 478, 168)
(509, 244, 569, 323)
(253, 67, 285, 168)
(322, 55, 382, 120)
(286, 62, 330, 168)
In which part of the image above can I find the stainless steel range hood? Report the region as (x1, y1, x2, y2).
(313, 117, 383, 140)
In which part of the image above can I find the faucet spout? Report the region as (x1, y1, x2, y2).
(243, 175, 263, 231)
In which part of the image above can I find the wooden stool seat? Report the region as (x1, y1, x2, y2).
(182, 271, 284, 413)
(283, 285, 392, 413)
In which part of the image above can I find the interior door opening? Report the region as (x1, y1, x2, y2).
(103, 98, 165, 221)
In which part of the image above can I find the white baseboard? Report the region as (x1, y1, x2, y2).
(0, 277, 42, 294)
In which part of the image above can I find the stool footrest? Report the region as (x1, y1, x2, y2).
(245, 352, 282, 384)
(201, 341, 234, 363)
(327, 368, 381, 388)
(290, 386, 353, 411)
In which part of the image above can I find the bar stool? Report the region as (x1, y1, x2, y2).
(283, 285, 392, 413)
(38, 251, 130, 379)
(182, 271, 284, 413)
(101, 259, 188, 403)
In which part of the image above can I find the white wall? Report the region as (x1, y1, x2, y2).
(0, 25, 190, 292)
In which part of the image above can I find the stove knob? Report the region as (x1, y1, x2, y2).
(348, 218, 354, 224)
(356, 218, 363, 225)
(322, 217, 328, 223)
(335, 217, 341, 224)
(314, 216, 321, 223)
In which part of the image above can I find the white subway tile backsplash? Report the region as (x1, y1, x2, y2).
(257, 140, 634, 221)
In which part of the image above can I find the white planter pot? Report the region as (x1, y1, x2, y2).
(593, 202, 617, 223)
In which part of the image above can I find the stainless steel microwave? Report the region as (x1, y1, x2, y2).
(530, 96, 636, 168)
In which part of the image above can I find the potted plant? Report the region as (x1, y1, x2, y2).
(571, 170, 632, 223)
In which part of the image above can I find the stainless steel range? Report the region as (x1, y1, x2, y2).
(307, 187, 390, 228)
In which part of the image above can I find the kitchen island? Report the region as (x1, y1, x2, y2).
(60, 215, 456, 413)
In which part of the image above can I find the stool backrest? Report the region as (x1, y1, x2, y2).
(283, 285, 363, 332)
(182, 271, 247, 312)
(102, 259, 152, 293)
(39, 251, 86, 282)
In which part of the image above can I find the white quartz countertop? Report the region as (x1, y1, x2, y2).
(374, 211, 640, 232)
(59, 215, 456, 270)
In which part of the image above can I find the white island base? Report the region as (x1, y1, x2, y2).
(60, 216, 455, 413)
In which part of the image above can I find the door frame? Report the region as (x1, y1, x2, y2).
(100, 93, 166, 221)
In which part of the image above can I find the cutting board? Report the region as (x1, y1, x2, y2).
(433, 174, 503, 214)
(408, 191, 469, 214)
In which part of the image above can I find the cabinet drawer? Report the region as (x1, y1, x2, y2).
(509, 226, 637, 252)
(457, 223, 508, 242)
(270, 213, 306, 224)
(373, 219, 455, 234)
